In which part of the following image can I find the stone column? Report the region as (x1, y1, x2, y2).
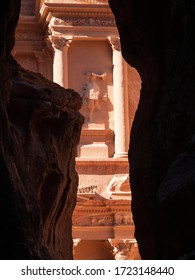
(49, 36, 72, 88)
(108, 37, 128, 158)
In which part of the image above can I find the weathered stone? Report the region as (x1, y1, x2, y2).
(13, 0, 138, 260)
(0, 0, 84, 259)
(109, 0, 195, 259)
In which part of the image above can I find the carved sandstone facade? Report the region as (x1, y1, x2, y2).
(14, 0, 141, 259)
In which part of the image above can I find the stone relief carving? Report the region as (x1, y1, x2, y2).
(49, 36, 72, 50)
(78, 185, 97, 194)
(80, 72, 108, 123)
(114, 213, 133, 226)
(49, 16, 115, 27)
(73, 214, 114, 227)
(106, 174, 130, 197)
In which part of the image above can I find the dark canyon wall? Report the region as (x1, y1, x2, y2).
(109, 0, 195, 259)
(0, 0, 83, 259)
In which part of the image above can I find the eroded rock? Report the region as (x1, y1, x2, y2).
(109, 0, 195, 259)
(0, 0, 84, 259)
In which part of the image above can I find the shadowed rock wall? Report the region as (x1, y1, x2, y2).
(109, 0, 195, 259)
(0, 0, 83, 259)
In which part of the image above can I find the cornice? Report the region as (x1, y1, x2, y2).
(37, 1, 113, 28)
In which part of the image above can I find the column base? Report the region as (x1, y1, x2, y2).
(114, 152, 128, 158)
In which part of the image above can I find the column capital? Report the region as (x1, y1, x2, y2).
(108, 239, 140, 260)
(108, 36, 121, 51)
(49, 35, 73, 51)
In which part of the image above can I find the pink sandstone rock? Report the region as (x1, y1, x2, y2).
(0, 0, 84, 259)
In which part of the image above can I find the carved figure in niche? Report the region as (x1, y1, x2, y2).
(106, 174, 130, 198)
(80, 72, 107, 123)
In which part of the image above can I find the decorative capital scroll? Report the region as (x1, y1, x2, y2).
(48, 35, 73, 50)
(108, 36, 121, 52)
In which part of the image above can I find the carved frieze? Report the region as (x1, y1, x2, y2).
(114, 213, 133, 226)
(49, 16, 116, 28)
(73, 212, 133, 227)
(73, 214, 114, 227)
(73, 198, 133, 227)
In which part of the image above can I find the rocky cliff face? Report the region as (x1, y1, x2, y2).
(0, 0, 83, 259)
(109, 0, 195, 259)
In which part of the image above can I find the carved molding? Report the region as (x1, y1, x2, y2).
(74, 208, 131, 214)
(108, 37, 121, 51)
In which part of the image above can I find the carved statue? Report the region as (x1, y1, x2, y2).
(106, 174, 130, 198)
(80, 72, 107, 123)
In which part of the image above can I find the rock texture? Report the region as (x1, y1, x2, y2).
(20, 0, 35, 15)
(109, 0, 195, 259)
(0, 0, 83, 259)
